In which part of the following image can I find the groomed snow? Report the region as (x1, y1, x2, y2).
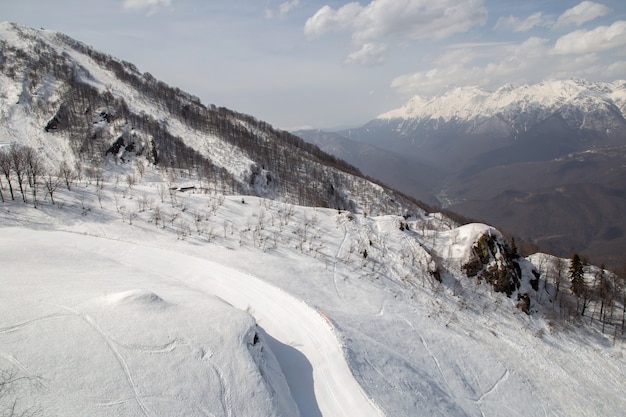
(0, 226, 382, 417)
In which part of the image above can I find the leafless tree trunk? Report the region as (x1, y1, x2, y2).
(0, 150, 15, 200)
(10, 145, 27, 203)
(59, 161, 75, 191)
(43, 174, 60, 205)
(24, 147, 45, 208)
(0, 368, 40, 417)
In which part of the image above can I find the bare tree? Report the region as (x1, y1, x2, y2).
(157, 183, 166, 203)
(125, 174, 136, 196)
(9, 145, 27, 203)
(58, 161, 75, 191)
(24, 148, 45, 208)
(150, 206, 163, 227)
(553, 257, 566, 308)
(43, 173, 61, 205)
(0, 368, 39, 417)
(74, 160, 83, 184)
(0, 149, 14, 200)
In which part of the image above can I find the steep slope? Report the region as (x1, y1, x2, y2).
(0, 21, 421, 217)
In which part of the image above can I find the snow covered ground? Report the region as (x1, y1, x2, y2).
(0, 227, 382, 417)
(1, 175, 625, 416)
(1, 22, 625, 416)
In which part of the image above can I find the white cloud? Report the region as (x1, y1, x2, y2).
(494, 12, 548, 32)
(304, 0, 487, 67)
(266, 0, 301, 19)
(552, 20, 626, 54)
(603, 61, 626, 78)
(390, 37, 555, 95)
(122, 0, 171, 15)
(304, 0, 487, 42)
(554, 1, 610, 28)
(304, 3, 362, 39)
(344, 43, 387, 66)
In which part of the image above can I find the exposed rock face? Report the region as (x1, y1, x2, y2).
(462, 232, 521, 297)
(516, 293, 531, 315)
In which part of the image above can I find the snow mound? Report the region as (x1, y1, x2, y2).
(436, 223, 500, 264)
(106, 289, 169, 307)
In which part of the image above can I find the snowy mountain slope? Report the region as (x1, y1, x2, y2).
(1, 173, 625, 416)
(1, 21, 625, 417)
(351, 78, 626, 167)
(0, 21, 422, 217)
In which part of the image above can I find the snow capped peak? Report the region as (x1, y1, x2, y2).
(378, 79, 626, 124)
(0, 20, 16, 30)
(378, 94, 428, 119)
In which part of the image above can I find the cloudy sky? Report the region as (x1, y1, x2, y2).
(3, 1, 626, 129)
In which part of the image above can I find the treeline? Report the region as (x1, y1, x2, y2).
(54, 29, 362, 178)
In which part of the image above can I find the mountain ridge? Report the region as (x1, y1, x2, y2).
(0, 21, 429, 218)
(379, 79, 626, 134)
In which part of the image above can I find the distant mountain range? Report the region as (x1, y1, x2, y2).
(379, 79, 626, 128)
(298, 79, 626, 268)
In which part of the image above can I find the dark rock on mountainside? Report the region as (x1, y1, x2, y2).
(462, 231, 521, 296)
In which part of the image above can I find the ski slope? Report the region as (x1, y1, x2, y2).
(0, 227, 383, 417)
(1, 182, 625, 416)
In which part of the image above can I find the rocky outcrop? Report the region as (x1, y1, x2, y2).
(462, 232, 521, 297)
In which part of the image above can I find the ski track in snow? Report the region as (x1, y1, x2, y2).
(210, 363, 233, 417)
(419, 334, 451, 391)
(52, 303, 153, 417)
(0, 352, 45, 391)
(476, 368, 510, 404)
(24, 228, 385, 417)
(0, 312, 73, 335)
(401, 316, 452, 391)
(333, 223, 350, 306)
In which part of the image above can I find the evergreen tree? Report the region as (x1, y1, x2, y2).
(569, 254, 588, 315)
